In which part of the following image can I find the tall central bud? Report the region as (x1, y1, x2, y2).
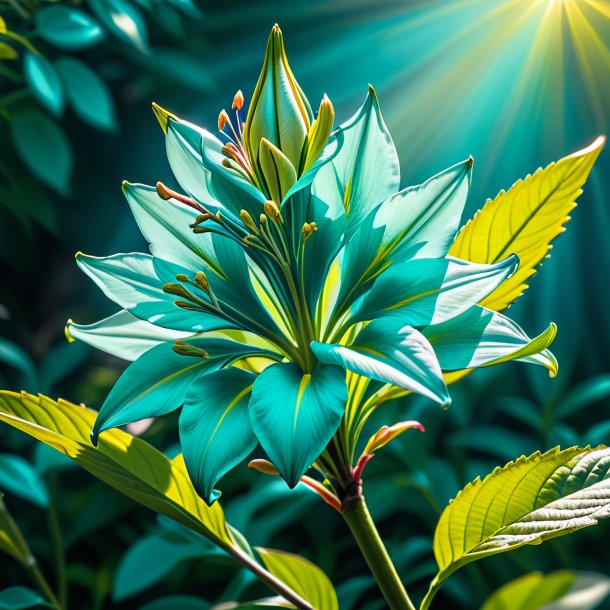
(244, 25, 313, 189)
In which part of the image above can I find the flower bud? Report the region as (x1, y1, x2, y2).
(302, 94, 334, 172)
(244, 24, 313, 173)
(259, 138, 297, 204)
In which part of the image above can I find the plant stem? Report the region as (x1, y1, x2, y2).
(420, 575, 442, 610)
(342, 495, 416, 610)
(227, 545, 314, 610)
(47, 474, 68, 609)
(26, 561, 63, 610)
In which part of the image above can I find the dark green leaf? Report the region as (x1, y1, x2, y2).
(89, 0, 149, 51)
(0, 454, 49, 507)
(0, 587, 50, 609)
(23, 53, 65, 117)
(35, 7, 105, 51)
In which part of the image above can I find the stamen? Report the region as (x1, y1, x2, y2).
(172, 339, 208, 358)
(232, 90, 244, 111)
(156, 182, 206, 214)
(175, 273, 189, 283)
(195, 271, 209, 292)
(162, 283, 191, 298)
(263, 200, 283, 224)
(302, 221, 318, 243)
(218, 109, 230, 131)
(239, 210, 257, 231)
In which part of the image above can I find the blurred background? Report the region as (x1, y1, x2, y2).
(1, 0, 609, 608)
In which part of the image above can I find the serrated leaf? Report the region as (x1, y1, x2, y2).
(0, 392, 231, 546)
(433, 446, 610, 585)
(257, 548, 338, 610)
(480, 570, 610, 610)
(450, 137, 604, 311)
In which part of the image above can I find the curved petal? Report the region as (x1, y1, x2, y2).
(354, 255, 519, 326)
(249, 362, 347, 486)
(422, 306, 558, 376)
(123, 182, 222, 275)
(76, 252, 228, 333)
(92, 337, 272, 443)
(331, 87, 400, 240)
(337, 159, 472, 310)
(311, 318, 450, 407)
(180, 368, 257, 504)
(66, 310, 190, 361)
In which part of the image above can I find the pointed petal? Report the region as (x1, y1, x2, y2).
(92, 337, 271, 442)
(311, 318, 450, 407)
(76, 252, 227, 332)
(333, 87, 400, 239)
(355, 255, 519, 326)
(123, 182, 222, 275)
(249, 362, 347, 486)
(66, 310, 190, 361)
(422, 306, 558, 376)
(180, 368, 257, 504)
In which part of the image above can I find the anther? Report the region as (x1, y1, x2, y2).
(195, 271, 209, 292)
(162, 283, 190, 298)
(263, 200, 283, 224)
(218, 109, 230, 131)
(156, 181, 173, 200)
(239, 210, 256, 230)
(175, 274, 189, 283)
(172, 339, 209, 358)
(192, 226, 212, 234)
(259, 214, 267, 226)
(302, 221, 318, 242)
(232, 90, 244, 111)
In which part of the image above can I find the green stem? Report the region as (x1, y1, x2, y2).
(47, 475, 67, 609)
(420, 576, 441, 610)
(225, 545, 314, 610)
(342, 495, 416, 610)
(26, 561, 63, 610)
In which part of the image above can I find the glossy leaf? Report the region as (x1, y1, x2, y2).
(35, 7, 105, 50)
(433, 446, 610, 584)
(480, 571, 610, 610)
(0, 392, 232, 545)
(257, 548, 339, 610)
(23, 53, 64, 117)
(89, 0, 149, 51)
(0, 454, 48, 508)
(0, 587, 50, 609)
(450, 137, 604, 311)
(10, 111, 72, 195)
(212, 599, 290, 610)
(56, 58, 117, 131)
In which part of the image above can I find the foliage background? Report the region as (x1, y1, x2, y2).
(1, 0, 609, 608)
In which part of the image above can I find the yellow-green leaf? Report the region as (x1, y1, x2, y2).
(450, 137, 604, 311)
(0, 42, 17, 60)
(480, 570, 610, 610)
(257, 548, 338, 610)
(0, 391, 231, 546)
(433, 446, 610, 585)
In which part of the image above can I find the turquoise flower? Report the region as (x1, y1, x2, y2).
(67, 25, 557, 504)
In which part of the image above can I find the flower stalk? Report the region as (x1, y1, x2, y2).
(342, 493, 416, 610)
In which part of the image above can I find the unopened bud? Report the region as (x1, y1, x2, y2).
(218, 109, 230, 131)
(239, 209, 256, 229)
(263, 200, 283, 224)
(172, 339, 208, 358)
(248, 459, 280, 476)
(259, 213, 267, 226)
(195, 271, 209, 291)
(232, 90, 244, 110)
(163, 283, 189, 298)
(175, 274, 189, 283)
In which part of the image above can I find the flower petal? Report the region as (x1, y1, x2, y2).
(332, 87, 400, 240)
(76, 252, 228, 332)
(92, 337, 270, 443)
(66, 310, 190, 361)
(422, 306, 558, 376)
(248, 362, 347, 486)
(355, 255, 519, 326)
(311, 318, 450, 407)
(180, 368, 257, 504)
(338, 159, 472, 311)
(123, 182, 222, 274)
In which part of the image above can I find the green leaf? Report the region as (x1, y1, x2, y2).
(10, 110, 73, 195)
(0, 392, 232, 546)
(114, 530, 226, 600)
(0, 587, 50, 609)
(212, 599, 290, 610)
(556, 375, 610, 419)
(480, 571, 610, 610)
(35, 7, 105, 51)
(256, 548, 338, 610)
(450, 137, 604, 311)
(0, 454, 49, 508)
(89, 0, 149, 51)
(0, 496, 31, 564)
(24, 53, 65, 117)
(0, 338, 37, 390)
(55, 58, 117, 132)
(0, 42, 18, 60)
(432, 446, 610, 585)
(140, 597, 210, 610)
